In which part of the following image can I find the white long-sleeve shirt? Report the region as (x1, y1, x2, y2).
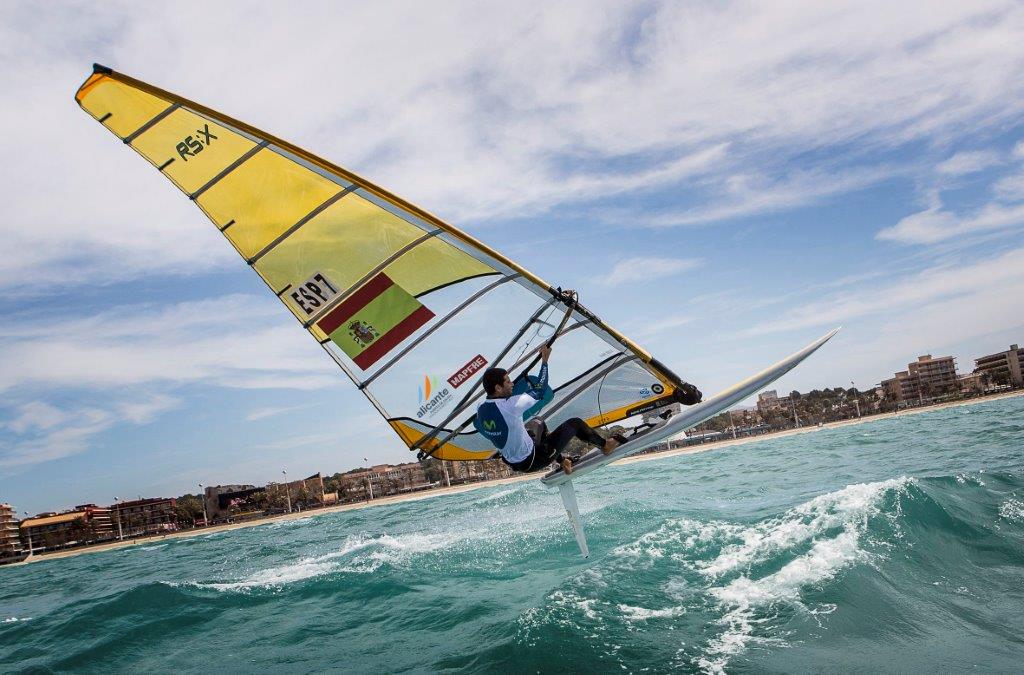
(474, 364, 549, 463)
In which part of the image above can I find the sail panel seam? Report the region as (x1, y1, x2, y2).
(302, 229, 443, 329)
(414, 297, 559, 453)
(415, 271, 502, 299)
(189, 140, 269, 201)
(540, 354, 638, 423)
(421, 318, 597, 449)
(123, 103, 180, 144)
(247, 183, 358, 265)
(360, 273, 521, 389)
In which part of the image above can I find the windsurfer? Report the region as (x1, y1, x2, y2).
(475, 344, 627, 475)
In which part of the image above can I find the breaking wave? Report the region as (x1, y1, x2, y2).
(518, 471, 1024, 674)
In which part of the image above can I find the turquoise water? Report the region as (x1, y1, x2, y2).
(2, 397, 1023, 673)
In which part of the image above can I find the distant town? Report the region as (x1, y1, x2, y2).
(2, 341, 1021, 564)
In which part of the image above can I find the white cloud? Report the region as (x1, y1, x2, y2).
(876, 202, 1024, 244)
(4, 401, 68, 434)
(601, 256, 701, 287)
(935, 150, 1002, 176)
(635, 314, 693, 338)
(993, 171, 1024, 201)
(0, 395, 179, 471)
(644, 164, 902, 227)
(2, 1, 1024, 288)
(744, 246, 1024, 336)
(833, 286, 1024, 388)
(0, 294, 337, 392)
(245, 404, 313, 422)
(117, 395, 180, 424)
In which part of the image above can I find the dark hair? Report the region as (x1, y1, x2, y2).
(482, 367, 508, 396)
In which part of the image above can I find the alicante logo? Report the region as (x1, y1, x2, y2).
(348, 320, 379, 347)
(416, 374, 452, 419)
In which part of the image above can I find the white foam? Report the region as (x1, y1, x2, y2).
(612, 518, 742, 565)
(338, 531, 464, 574)
(955, 472, 986, 486)
(711, 528, 865, 607)
(334, 533, 375, 557)
(196, 530, 465, 591)
(473, 487, 518, 504)
(205, 557, 339, 591)
(998, 498, 1024, 522)
(3, 617, 31, 623)
(617, 604, 686, 621)
(690, 478, 906, 674)
(374, 531, 460, 553)
(700, 477, 908, 579)
(535, 590, 604, 624)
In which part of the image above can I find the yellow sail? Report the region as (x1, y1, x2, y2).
(76, 64, 688, 461)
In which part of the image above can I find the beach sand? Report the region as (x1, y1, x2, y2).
(11, 389, 1022, 566)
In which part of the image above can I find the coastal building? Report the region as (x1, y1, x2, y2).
(112, 497, 178, 537)
(203, 475, 327, 520)
(881, 355, 959, 404)
(203, 484, 257, 522)
(337, 468, 374, 500)
(879, 373, 905, 402)
(0, 503, 25, 563)
(974, 344, 1023, 388)
(756, 390, 783, 415)
(882, 370, 925, 403)
(359, 463, 430, 496)
(907, 354, 958, 398)
(19, 504, 114, 552)
(268, 473, 326, 510)
(337, 460, 508, 500)
(958, 372, 986, 394)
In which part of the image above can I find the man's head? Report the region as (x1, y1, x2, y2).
(482, 367, 513, 397)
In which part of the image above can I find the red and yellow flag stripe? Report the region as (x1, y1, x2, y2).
(317, 273, 434, 369)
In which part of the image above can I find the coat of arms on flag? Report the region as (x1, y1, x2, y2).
(317, 273, 434, 369)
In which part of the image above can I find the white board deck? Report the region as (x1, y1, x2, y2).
(541, 327, 840, 488)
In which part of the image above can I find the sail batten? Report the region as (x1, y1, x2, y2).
(541, 355, 638, 422)
(124, 102, 180, 144)
(248, 185, 358, 265)
(190, 140, 268, 200)
(301, 229, 444, 328)
(76, 64, 690, 461)
(412, 297, 561, 454)
(361, 273, 521, 389)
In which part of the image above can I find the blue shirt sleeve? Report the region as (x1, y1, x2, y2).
(526, 362, 549, 400)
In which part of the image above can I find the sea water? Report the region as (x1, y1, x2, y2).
(2, 397, 1023, 673)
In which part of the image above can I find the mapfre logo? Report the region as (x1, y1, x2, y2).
(447, 354, 487, 388)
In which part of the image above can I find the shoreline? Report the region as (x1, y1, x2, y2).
(9, 389, 1023, 567)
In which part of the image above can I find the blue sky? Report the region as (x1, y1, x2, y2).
(2, 1, 1023, 515)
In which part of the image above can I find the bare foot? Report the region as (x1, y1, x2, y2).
(561, 457, 573, 474)
(602, 437, 620, 455)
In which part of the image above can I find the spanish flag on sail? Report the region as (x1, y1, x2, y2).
(317, 273, 434, 369)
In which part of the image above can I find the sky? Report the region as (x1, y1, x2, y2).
(1, 1, 1023, 515)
